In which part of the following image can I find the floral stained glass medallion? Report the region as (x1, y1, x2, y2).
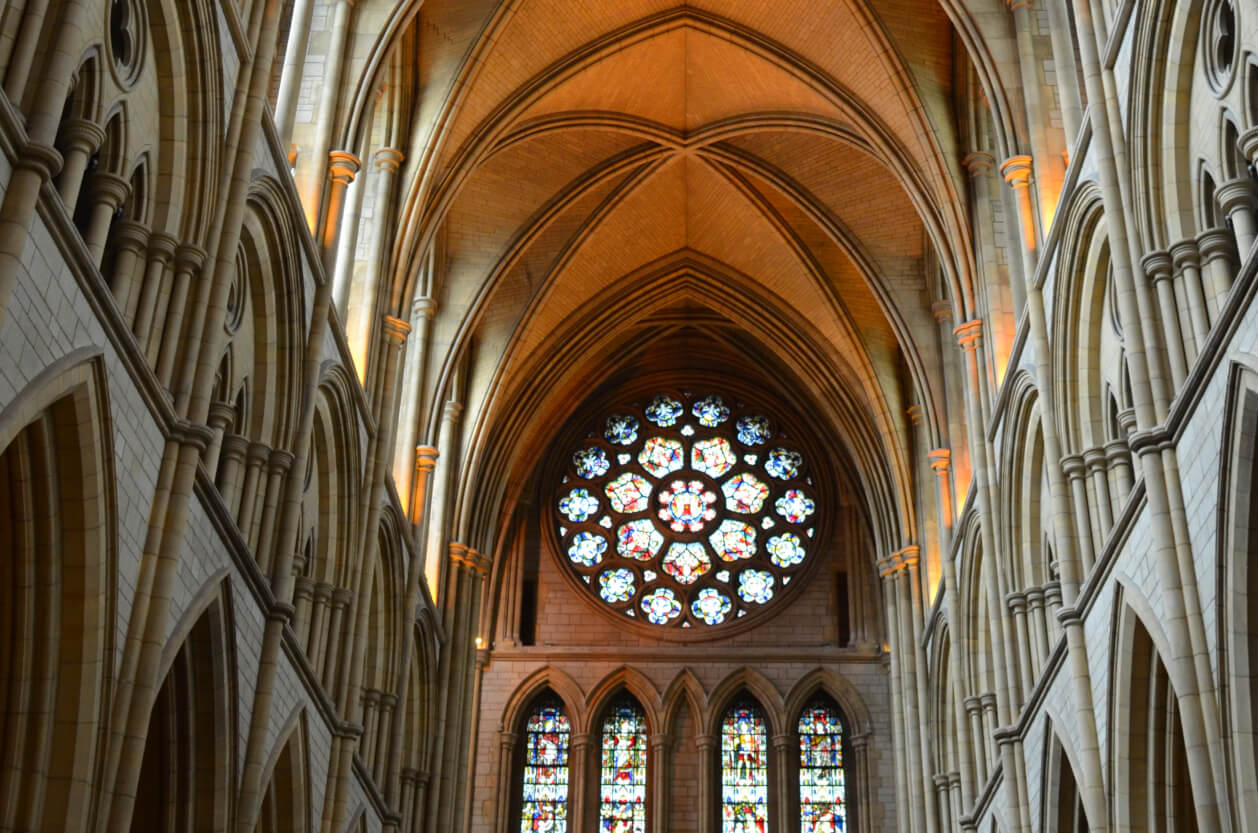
(722, 706, 769, 833)
(600, 702, 648, 833)
(557, 391, 822, 630)
(521, 703, 571, 833)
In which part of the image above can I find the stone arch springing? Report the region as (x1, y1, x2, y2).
(0, 353, 116, 833)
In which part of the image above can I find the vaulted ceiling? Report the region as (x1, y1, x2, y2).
(381, 0, 985, 554)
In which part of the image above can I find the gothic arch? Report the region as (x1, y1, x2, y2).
(0, 351, 116, 833)
(998, 373, 1050, 592)
(783, 667, 874, 739)
(705, 667, 785, 738)
(255, 707, 312, 833)
(585, 667, 664, 736)
(1039, 715, 1093, 833)
(661, 670, 706, 740)
(501, 668, 586, 736)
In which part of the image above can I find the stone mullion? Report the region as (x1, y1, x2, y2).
(928, 449, 978, 811)
(1071, 1, 1226, 828)
(493, 731, 519, 833)
(83, 173, 131, 267)
(569, 731, 591, 832)
(880, 560, 912, 833)
(383, 447, 439, 804)
(649, 734, 671, 833)
(696, 733, 716, 833)
(440, 551, 485, 833)
(154, 245, 208, 388)
(849, 733, 872, 833)
(425, 549, 473, 833)
(904, 549, 941, 833)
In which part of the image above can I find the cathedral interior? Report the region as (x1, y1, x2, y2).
(1, 0, 1257, 831)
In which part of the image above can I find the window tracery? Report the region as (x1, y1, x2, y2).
(556, 391, 819, 631)
(520, 700, 571, 833)
(798, 698, 846, 833)
(599, 699, 648, 833)
(721, 703, 770, 832)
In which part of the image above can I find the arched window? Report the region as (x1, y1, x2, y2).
(599, 697, 648, 832)
(798, 696, 846, 832)
(721, 701, 770, 832)
(520, 698, 571, 832)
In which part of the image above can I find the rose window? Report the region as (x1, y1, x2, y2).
(555, 391, 819, 630)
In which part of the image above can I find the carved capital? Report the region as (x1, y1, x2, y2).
(961, 152, 995, 177)
(1140, 249, 1174, 284)
(58, 118, 106, 154)
(327, 150, 361, 185)
(373, 146, 405, 173)
(1168, 238, 1201, 271)
(382, 314, 411, 346)
(928, 448, 951, 473)
(415, 445, 440, 473)
(953, 319, 984, 351)
(411, 296, 437, 321)
(1000, 155, 1034, 189)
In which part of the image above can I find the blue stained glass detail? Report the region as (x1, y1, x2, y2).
(738, 569, 775, 604)
(568, 532, 607, 567)
(605, 415, 640, 446)
(640, 588, 682, 624)
(775, 490, 816, 524)
(691, 587, 732, 625)
(692, 396, 730, 427)
(521, 704, 571, 833)
(645, 395, 684, 427)
(599, 569, 636, 603)
(798, 702, 845, 833)
(767, 533, 806, 568)
(600, 703, 648, 833)
(722, 706, 769, 833)
(574, 447, 611, 479)
(765, 448, 804, 480)
(559, 489, 599, 522)
(736, 415, 773, 446)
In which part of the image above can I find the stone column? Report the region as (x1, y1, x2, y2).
(293, 577, 316, 646)
(1060, 454, 1096, 573)
(424, 400, 464, 600)
(394, 295, 437, 513)
(772, 733, 793, 833)
(107, 220, 150, 317)
(1001, 155, 1040, 276)
(308, 583, 333, 674)
(934, 773, 953, 833)
(1007, 1, 1066, 221)
(298, 0, 357, 221)
(203, 400, 236, 475)
(1197, 228, 1238, 318)
(963, 152, 1022, 327)
(963, 696, 986, 785)
(1025, 587, 1049, 671)
(1141, 250, 1188, 388)
(323, 588, 353, 692)
(83, 172, 130, 267)
(215, 433, 250, 514)
(321, 151, 361, 275)
(236, 441, 271, 546)
(55, 118, 105, 210)
(1042, 582, 1063, 640)
(1105, 438, 1134, 509)
(880, 552, 920, 833)
(649, 734, 671, 833)
(273, 0, 317, 143)
(1006, 591, 1034, 699)
(256, 450, 295, 579)
(131, 233, 178, 357)
(903, 547, 940, 833)
(1083, 447, 1114, 543)
(346, 148, 406, 362)
(696, 733, 716, 833)
(1217, 178, 1258, 261)
(155, 244, 208, 387)
(1170, 238, 1214, 336)
(948, 772, 963, 833)
(361, 689, 382, 769)
(1044, 0, 1084, 148)
(493, 733, 520, 833)
(978, 695, 998, 765)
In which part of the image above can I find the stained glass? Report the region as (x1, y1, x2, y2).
(663, 542, 712, 584)
(716, 569, 731, 582)
(600, 569, 636, 603)
(569, 532, 607, 567)
(600, 702, 647, 833)
(738, 569, 775, 604)
(722, 473, 770, 514)
(639, 437, 684, 477)
(559, 489, 599, 522)
(767, 533, 806, 568)
(736, 415, 772, 446)
(775, 490, 816, 524)
(657, 480, 718, 532)
(641, 588, 682, 624)
(605, 415, 640, 446)
(521, 703, 570, 833)
(693, 436, 737, 477)
(799, 702, 845, 833)
(680, 425, 696, 437)
(645, 395, 683, 427)
(709, 520, 756, 561)
(617, 520, 664, 560)
(722, 706, 769, 832)
(691, 587, 731, 625)
(607, 473, 652, 513)
(764, 448, 804, 480)
(693, 395, 731, 427)
(575, 447, 611, 479)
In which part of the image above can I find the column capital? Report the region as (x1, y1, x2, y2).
(332, 587, 354, 607)
(268, 448, 296, 474)
(1140, 249, 1174, 283)
(415, 446, 440, 473)
(145, 231, 179, 265)
(1168, 238, 1201, 270)
(931, 300, 954, 324)
(208, 400, 236, 429)
(962, 695, 983, 714)
(961, 152, 995, 176)
(1239, 126, 1258, 166)
(932, 772, 952, 791)
(448, 541, 470, 566)
(1006, 0, 1033, 10)
(877, 551, 903, 579)
(979, 692, 997, 710)
(927, 448, 951, 473)
(112, 219, 151, 253)
(1024, 586, 1045, 606)
(1197, 227, 1238, 263)
(1000, 155, 1034, 188)
(848, 731, 870, 751)
(1103, 437, 1132, 463)
(1005, 590, 1027, 614)
(771, 734, 793, 751)
(328, 150, 361, 185)
(373, 146, 405, 173)
(1217, 178, 1258, 214)
(382, 314, 412, 345)
(58, 118, 106, 154)
(906, 404, 925, 426)
(246, 440, 272, 467)
(695, 733, 717, 751)
(17, 141, 63, 182)
(220, 432, 250, 462)
(91, 171, 132, 209)
(442, 400, 465, 423)
(649, 733, 672, 749)
(1081, 446, 1109, 472)
(411, 296, 437, 321)
(953, 319, 984, 350)
(898, 545, 921, 570)
(175, 243, 208, 274)
(498, 731, 520, 749)
(570, 732, 592, 749)
(1059, 453, 1087, 479)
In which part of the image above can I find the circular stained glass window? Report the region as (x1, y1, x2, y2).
(555, 391, 819, 630)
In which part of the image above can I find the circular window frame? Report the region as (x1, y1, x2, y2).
(104, 0, 147, 90)
(1203, 0, 1240, 96)
(544, 385, 835, 642)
